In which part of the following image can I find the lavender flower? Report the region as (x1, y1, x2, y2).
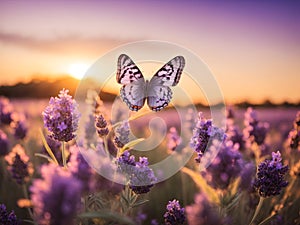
(4, 145, 33, 184)
(116, 151, 157, 194)
(0, 203, 20, 225)
(95, 114, 109, 137)
(13, 120, 28, 140)
(254, 151, 289, 197)
(42, 136, 62, 163)
(167, 127, 181, 151)
(239, 161, 256, 191)
(190, 112, 225, 163)
(129, 157, 157, 194)
(85, 113, 97, 142)
(226, 125, 245, 151)
(186, 193, 222, 225)
(135, 211, 147, 225)
(287, 111, 300, 150)
(201, 141, 243, 190)
(42, 89, 80, 142)
(243, 107, 269, 146)
(114, 120, 130, 148)
(30, 164, 82, 225)
(0, 129, 9, 156)
(68, 145, 95, 193)
(163, 199, 185, 225)
(0, 97, 13, 125)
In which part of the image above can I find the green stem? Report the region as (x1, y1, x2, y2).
(22, 184, 36, 224)
(249, 197, 264, 225)
(62, 141, 67, 168)
(258, 213, 276, 225)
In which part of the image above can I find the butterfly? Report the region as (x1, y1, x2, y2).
(116, 54, 185, 111)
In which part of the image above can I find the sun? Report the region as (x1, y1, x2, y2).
(68, 63, 89, 80)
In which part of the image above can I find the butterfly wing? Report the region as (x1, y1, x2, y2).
(116, 54, 144, 84)
(147, 56, 185, 111)
(117, 54, 146, 111)
(151, 56, 185, 86)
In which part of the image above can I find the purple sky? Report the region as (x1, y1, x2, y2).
(0, 0, 299, 103)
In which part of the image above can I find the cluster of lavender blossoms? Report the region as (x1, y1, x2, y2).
(167, 127, 182, 151)
(114, 120, 130, 148)
(201, 141, 243, 190)
(243, 107, 269, 147)
(0, 97, 13, 125)
(116, 150, 157, 194)
(190, 112, 225, 163)
(30, 163, 82, 225)
(0, 129, 9, 156)
(254, 151, 289, 197)
(4, 144, 33, 185)
(95, 114, 109, 137)
(186, 193, 223, 225)
(42, 89, 80, 142)
(0, 204, 19, 225)
(287, 111, 300, 150)
(163, 199, 185, 225)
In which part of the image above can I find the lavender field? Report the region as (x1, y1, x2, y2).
(0, 92, 300, 225)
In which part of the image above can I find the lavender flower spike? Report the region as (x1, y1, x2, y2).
(114, 120, 130, 148)
(190, 112, 225, 163)
(4, 144, 33, 185)
(164, 199, 185, 225)
(0, 203, 20, 225)
(30, 164, 82, 225)
(254, 151, 289, 197)
(95, 114, 109, 137)
(0, 129, 9, 156)
(42, 89, 80, 142)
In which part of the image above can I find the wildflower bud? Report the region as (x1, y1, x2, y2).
(95, 114, 109, 137)
(164, 199, 185, 225)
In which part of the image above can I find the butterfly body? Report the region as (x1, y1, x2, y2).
(117, 54, 185, 111)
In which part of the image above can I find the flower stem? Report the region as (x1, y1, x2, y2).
(249, 197, 264, 225)
(22, 184, 36, 224)
(62, 141, 67, 168)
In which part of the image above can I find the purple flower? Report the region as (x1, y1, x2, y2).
(0, 129, 9, 156)
(42, 89, 80, 142)
(129, 157, 157, 194)
(201, 141, 243, 190)
(30, 164, 82, 225)
(254, 151, 289, 197)
(85, 113, 97, 143)
(163, 199, 185, 225)
(186, 193, 222, 225)
(167, 127, 181, 151)
(243, 107, 269, 146)
(287, 111, 300, 150)
(239, 162, 256, 191)
(4, 145, 33, 185)
(0, 203, 20, 225)
(226, 125, 245, 151)
(114, 120, 130, 148)
(68, 145, 95, 193)
(95, 114, 109, 137)
(135, 211, 147, 225)
(190, 112, 225, 163)
(42, 136, 63, 163)
(0, 97, 13, 125)
(116, 151, 157, 194)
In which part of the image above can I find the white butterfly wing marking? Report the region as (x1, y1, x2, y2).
(147, 56, 185, 111)
(117, 54, 146, 111)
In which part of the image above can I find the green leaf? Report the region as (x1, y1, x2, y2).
(78, 211, 135, 225)
(120, 138, 145, 154)
(132, 199, 149, 208)
(181, 167, 220, 204)
(39, 128, 59, 165)
(34, 153, 55, 163)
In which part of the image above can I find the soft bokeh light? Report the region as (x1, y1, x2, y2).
(68, 63, 89, 80)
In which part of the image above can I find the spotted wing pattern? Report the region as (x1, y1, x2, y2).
(146, 56, 185, 111)
(116, 54, 144, 84)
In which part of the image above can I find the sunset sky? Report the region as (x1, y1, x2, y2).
(0, 0, 299, 104)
